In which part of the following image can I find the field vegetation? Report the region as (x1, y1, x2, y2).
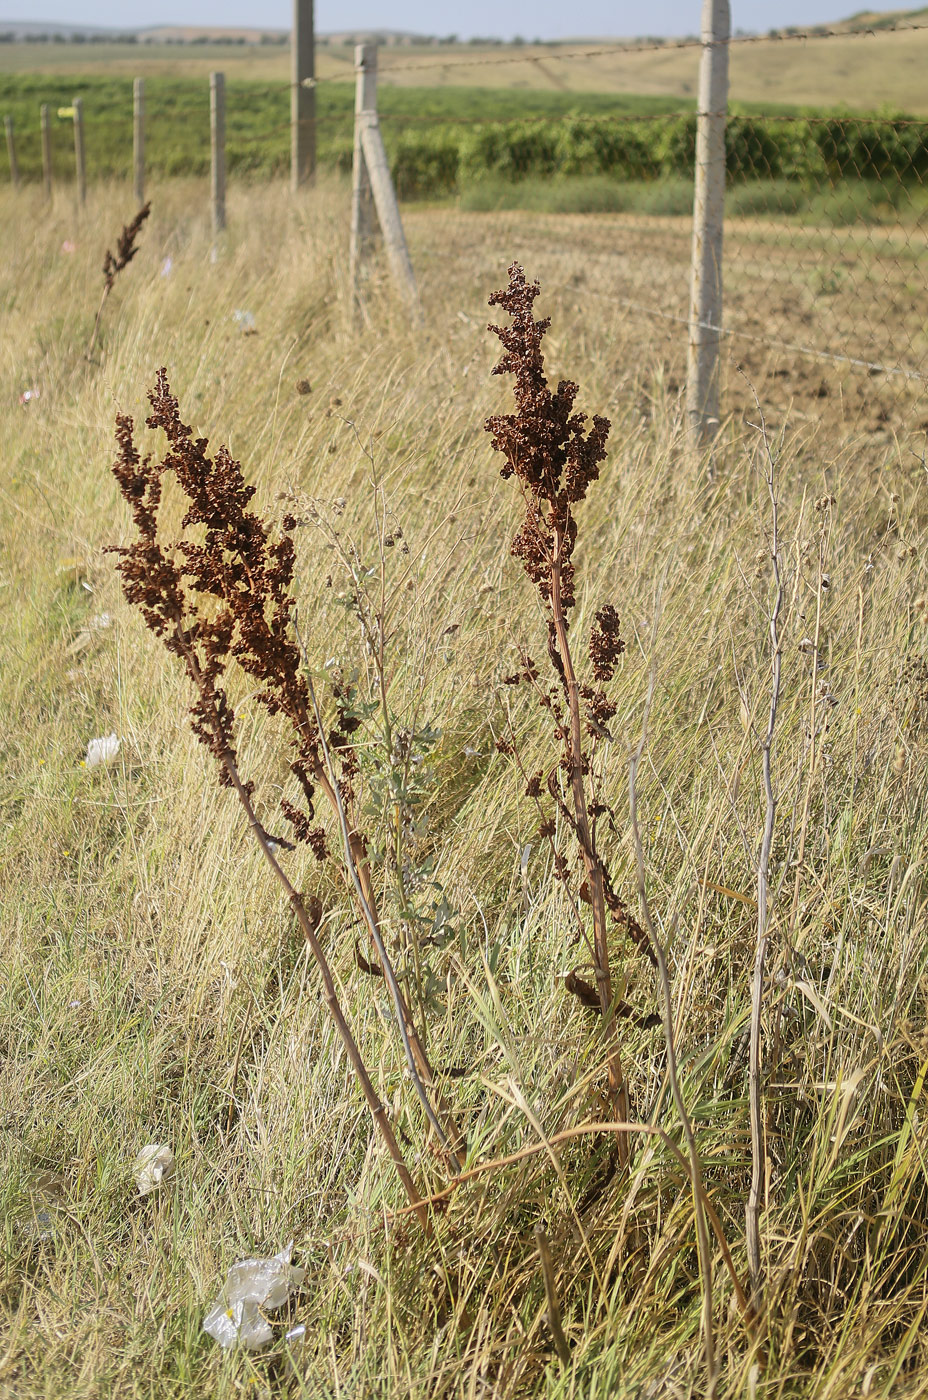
(2, 69, 927, 227)
(2, 172, 928, 1398)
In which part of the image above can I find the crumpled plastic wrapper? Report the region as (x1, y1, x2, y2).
(133, 1144, 174, 1196)
(85, 734, 120, 768)
(203, 1240, 305, 1351)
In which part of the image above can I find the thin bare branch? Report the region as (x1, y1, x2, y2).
(743, 380, 784, 1310)
(628, 643, 717, 1395)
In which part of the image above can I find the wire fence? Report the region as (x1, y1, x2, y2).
(5, 21, 928, 434)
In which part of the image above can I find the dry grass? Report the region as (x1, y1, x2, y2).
(2, 178, 928, 1398)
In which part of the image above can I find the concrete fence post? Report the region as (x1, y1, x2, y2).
(349, 43, 420, 321)
(686, 0, 730, 444)
(5, 116, 19, 189)
(349, 43, 377, 314)
(291, 0, 316, 190)
(40, 104, 52, 198)
(73, 96, 87, 206)
(133, 78, 145, 204)
(210, 71, 226, 235)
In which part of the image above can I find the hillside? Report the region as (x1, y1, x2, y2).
(2, 20, 928, 111)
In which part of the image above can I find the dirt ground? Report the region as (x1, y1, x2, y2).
(402, 205, 928, 458)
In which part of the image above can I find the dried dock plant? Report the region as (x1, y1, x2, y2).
(107, 369, 460, 1230)
(485, 263, 656, 1170)
(86, 201, 151, 360)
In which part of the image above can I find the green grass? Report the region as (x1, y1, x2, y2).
(0, 74, 691, 183)
(3, 180, 928, 1398)
(3, 70, 927, 227)
(460, 174, 695, 215)
(459, 175, 928, 224)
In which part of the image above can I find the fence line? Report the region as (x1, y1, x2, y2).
(5, 33, 928, 428)
(581, 286, 928, 385)
(332, 20, 928, 84)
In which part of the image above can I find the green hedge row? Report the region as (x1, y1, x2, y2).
(380, 115, 928, 200)
(2, 71, 924, 198)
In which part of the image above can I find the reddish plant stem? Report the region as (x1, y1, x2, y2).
(175, 621, 430, 1233)
(551, 526, 630, 1170)
(289, 698, 462, 1167)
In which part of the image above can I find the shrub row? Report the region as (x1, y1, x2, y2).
(378, 114, 928, 200)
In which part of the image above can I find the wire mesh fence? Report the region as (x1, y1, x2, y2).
(4, 25, 928, 433)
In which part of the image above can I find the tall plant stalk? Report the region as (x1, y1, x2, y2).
(746, 400, 784, 1306)
(107, 369, 455, 1225)
(485, 264, 656, 1167)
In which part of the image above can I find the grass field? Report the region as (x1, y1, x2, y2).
(2, 174, 928, 1397)
(4, 41, 927, 216)
(0, 73, 689, 182)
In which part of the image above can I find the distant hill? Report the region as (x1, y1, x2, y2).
(0, 19, 432, 44)
(839, 6, 928, 25)
(4, 8, 928, 45)
(3, 9, 928, 113)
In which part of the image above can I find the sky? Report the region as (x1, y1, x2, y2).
(16, 3, 883, 41)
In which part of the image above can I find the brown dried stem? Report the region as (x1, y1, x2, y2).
(107, 368, 449, 1226)
(86, 202, 150, 361)
(629, 654, 718, 1394)
(485, 263, 654, 1167)
(534, 1224, 571, 1367)
(744, 385, 784, 1311)
(182, 622, 429, 1231)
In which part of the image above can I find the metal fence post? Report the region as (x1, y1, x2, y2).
(73, 96, 87, 206)
(349, 43, 377, 313)
(210, 72, 226, 235)
(133, 78, 145, 204)
(686, 0, 730, 444)
(291, 0, 316, 190)
(4, 116, 19, 189)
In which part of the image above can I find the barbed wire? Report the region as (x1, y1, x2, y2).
(305, 20, 928, 85)
(577, 285, 928, 384)
(7, 32, 928, 399)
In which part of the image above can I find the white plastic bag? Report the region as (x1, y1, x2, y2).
(85, 734, 120, 768)
(203, 1240, 305, 1351)
(133, 1144, 174, 1196)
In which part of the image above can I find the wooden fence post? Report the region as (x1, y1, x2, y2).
(73, 96, 87, 206)
(350, 44, 420, 320)
(5, 116, 19, 189)
(210, 71, 226, 235)
(291, 0, 316, 190)
(349, 43, 377, 313)
(686, 0, 730, 444)
(41, 103, 52, 199)
(133, 78, 145, 204)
